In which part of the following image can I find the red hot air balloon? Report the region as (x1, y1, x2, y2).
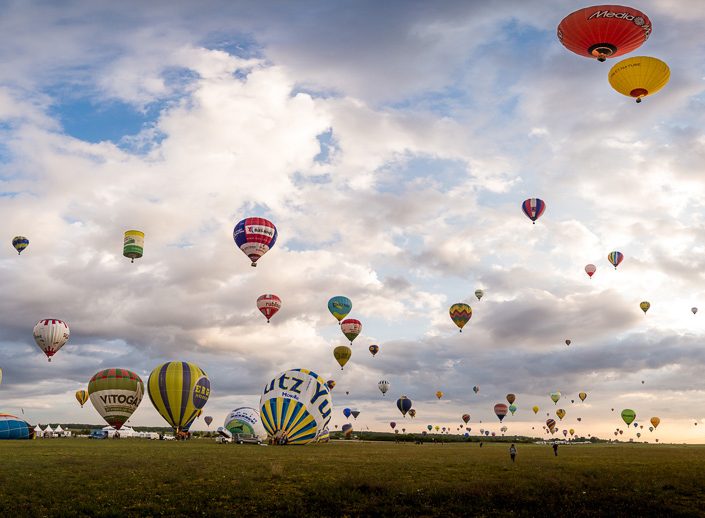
(369, 344, 379, 357)
(462, 414, 470, 424)
(494, 403, 508, 422)
(585, 264, 596, 278)
(522, 198, 546, 224)
(256, 294, 281, 323)
(557, 5, 652, 62)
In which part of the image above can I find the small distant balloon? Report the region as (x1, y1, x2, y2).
(474, 289, 484, 301)
(521, 198, 546, 224)
(233, 217, 277, 267)
(565, 339, 571, 346)
(327, 296, 352, 324)
(449, 303, 472, 332)
(378, 380, 389, 396)
(607, 251, 624, 270)
(369, 344, 379, 357)
(333, 345, 351, 370)
(578, 392, 587, 402)
(585, 264, 596, 278)
(256, 294, 281, 323)
(640, 301, 650, 314)
(340, 319, 362, 344)
(550, 391, 561, 404)
(692, 307, 698, 315)
(12, 236, 29, 255)
(494, 403, 508, 422)
(123, 230, 144, 263)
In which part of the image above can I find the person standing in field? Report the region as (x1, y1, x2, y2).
(509, 444, 517, 463)
(552, 442, 559, 456)
(479, 442, 483, 448)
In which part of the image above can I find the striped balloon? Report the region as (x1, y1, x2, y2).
(88, 368, 144, 430)
(256, 294, 281, 323)
(233, 217, 278, 267)
(75, 389, 89, 408)
(607, 251, 624, 269)
(449, 303, 472, 332)
(260, 368, 331, 445)
(546, 419, 556, 431)
(0, 414, 32, 440)
(494, 403, 508, 422)
(521, 198, 546, 224)
(147, 361, 210, 432)
(12, 236, 29, 255)
(340, 319, 362, 344)
(32, 319, 70, 362)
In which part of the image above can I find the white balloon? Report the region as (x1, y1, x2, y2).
(378, 380, 390, 395)
(32, 319, 70, 362)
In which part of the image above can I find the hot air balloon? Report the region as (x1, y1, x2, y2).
(565, 339, 571, 346)
(409, 409, 416, 418)
(342, 423, 353, 438)
(123, 230, 144, 263)
(569, 428, 575, 436)
(473, 386, 479, 394)
(224, 407, 260, 436)
(88, 368, 144, 430)
(521, 198, 546, 224)
(640, 301, 650, 314)
(557, 5, 652, 62)
(609, 56, 670, 103)
(621, 409, 636, 426)
(75, 389, 89, 408)
(449, 303, 472, 332)
(585, 264, 596, 278)
(390, 422, 396, 430)
(500, 426, 508, 433)
(32, 319, 70, 362)
(546, 419, 556, 431)
(649, 426, 653, 432)
(475, 289, 484, 301)
(369, 344, 379, 357)
(12, 236, 29, 255)
(0, 414, 33, 439)
(436, 391, 443, 400)
(508, 404, 517, 415)
(333, 345, 351, 370)
(608, 251, 624, 269)
(343, 408, 352, 419)
(327, 296, 352, 324)
(550, 391, 561, 404)
(494, 403, 508, 422)
(650, 417, 660, 428)
(577, 417, 582, 422)
(427, 425, 433, 431)
(556, 409, 566, 420)
(256, 294, 281, 323)
(326, 380, 336, 391)
(204, 416, 213, 427)
(397, 396, 412, 417)
(504, 394, 515, 405)
(340, 319, 362, 344)
(233, 217, 277, 267)
(571, 400, 575, 404)
(351, 409, 360, 420)
(578, 392, 587, 402)
(562, 430, 568, 437)
(532, 406, 539, 414)
(260, 368, 331, 445)
(692, 307, 698, 315)
(148, 361, 210, 433)
(378, 380, 389, 396)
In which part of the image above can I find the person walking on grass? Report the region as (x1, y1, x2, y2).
(553, 442, 559, 456)
(509, 444, 517, 463)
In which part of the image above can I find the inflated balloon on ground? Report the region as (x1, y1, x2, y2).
(88, 368, 144, 430)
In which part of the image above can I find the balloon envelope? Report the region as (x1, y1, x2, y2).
(75, 389, 89, 408)
(621, 409, 636, 426)
(532, 406, 539, 414)
(550, 392, 561, 404)
(474, 289, 484, 301)
(650, 416, 660, 428)
(327, 296, 352, 323)
(640, 301, 650, 314)
(340, 319, 362, 344)
(378, 380, 390, 395)
(123, 230, 144, 263)
(88, 368, 144, 430)
(12, 236, 29, 255)
(609, 56, 670, 102)
(369, 344, 379, 356)
(462, 414, 470, 424)
(233, 217, 278, 266)
(607, 251, 624, 269)
(473, 386, 479, 394)
(33, 319, 70, 362)
(204, 416, 213, 426)
(0, 413, 33, 439)
(333, 345, 352, 370)
(557, 5, 651, 61)
(449, 303, 472, 332)
(494, 403, 508, 422)
(506, 393, 516, 404)
(436, 391, 443, 400)
(579, 392, 587, 402)
(522, 198, 546, 223)
(585, 264, 596, 278)
(225, 407, 260, 436)
(256, 294, 281, 322)
(397, 396, 412, 417)
(147, 361, 210, 432)
(260, 368, 331, 445)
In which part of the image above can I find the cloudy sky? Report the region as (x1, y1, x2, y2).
(1, 0, 704, 442)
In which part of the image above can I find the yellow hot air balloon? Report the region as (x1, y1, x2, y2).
(569, 428, 575, 436)
(578, 392, 587, 402)
(640, 301, 650, 314)
(608, 56, 670, 103)
(147, 361, 210, 433)
(75, 389, 89, 408)
(435, 391, 443, 400)
(532, 405, 539, 414)
(650, 417, 660, 428)
(333, 345, 351, 370)
(556, 408, 566, 420)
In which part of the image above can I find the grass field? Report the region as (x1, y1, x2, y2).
(2, 439, 705, 517)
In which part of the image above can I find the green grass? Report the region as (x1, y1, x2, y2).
(2, 440, 705, 517)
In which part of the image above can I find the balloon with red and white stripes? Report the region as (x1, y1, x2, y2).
(32, 319, 70, 362)
(233, 217, 278, 267)
(521, 198, 546, 224)
(256, 294, 281, 323)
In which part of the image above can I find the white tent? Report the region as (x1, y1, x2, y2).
(43, 424, 54, 437)
(54, 425, 64, 434)
(34, 425, 43, 437)
(102, 425, 136, 438)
